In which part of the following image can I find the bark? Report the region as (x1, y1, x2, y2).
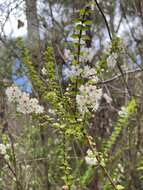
(25, 1, 50, 189)
(25, 0, 41, 66)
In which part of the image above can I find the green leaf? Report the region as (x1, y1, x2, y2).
(83, 20, 93, 25)
(116, 185, 125, 190)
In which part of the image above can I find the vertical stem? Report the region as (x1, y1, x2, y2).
(7, 131, 23, 190)
(40, 126, 51, 190)
(74, 7, 89, 116)
(85, 134, 118, 190)
(62, 131, 71, 190)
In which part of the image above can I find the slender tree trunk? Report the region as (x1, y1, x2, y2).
(25, 1, 50, 189)
(25, 0, 41, 66)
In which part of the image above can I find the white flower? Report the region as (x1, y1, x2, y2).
(0, 143, 10, 160)
(0, 144, 7, 155)
(64, 65, 82, 78)
(118, 163, 124, 173)
(83, 65, 97, 79)
(29, 98, 39, 107)
(76, 94, 89, 114)
(90, 76, 99, 83)
(5, 85, 22, 102)
(75, 21, 85, 26)
(48, 109, 56, 115)
(118, 106, 128, 116)
(64, 49, 74, 61)
(85, 149, 97, 166)
(64, 67, 74, 78)
(6, 85, 44, 114)
(76, 84, 102, 114)
(17, 92, 31, 114)
(107, 52, 118, 68)
(42, 67, 47, 75)
(85, 156, 97, 166)
(64, 64, 98, 81)
(71, 65, 82, 77)
(80, 47, 95, 62)
(35, 105, 44, 114)
(17, 96, 44, 114)
(4, 154, 10, 161)
(83, 65, 99, 83)
(29, 98, 41, 113)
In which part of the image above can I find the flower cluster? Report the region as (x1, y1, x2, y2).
(83, 65, 97, 80)
(64, 65, 98, 83)
(5, 86, 22, 102)
(85, 149, 97, 166)
(64, 46, 95, 63)
(76, 84, 102, 114)
(63, 65, 82, 79)
(107, 52, 118, 68)
(0, 143, 10, 161)
(6, 85, 44, 114)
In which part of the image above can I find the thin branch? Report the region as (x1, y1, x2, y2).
(94, 0, 112, 40)
(97, 68, 142, 85)
(85, 134, 118, 190)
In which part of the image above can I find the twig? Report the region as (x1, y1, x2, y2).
(97, 68, 142, 85)
(85, 134, 118, 190)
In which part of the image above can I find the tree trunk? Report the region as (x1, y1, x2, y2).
(25, 1, 50, 189)
(25, 0, 41, 66)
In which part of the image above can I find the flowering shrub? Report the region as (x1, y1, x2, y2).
(0, 2, 140, 190)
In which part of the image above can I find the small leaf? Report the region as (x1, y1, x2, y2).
(83, 20, 93, 25)
(116, 185, 125, 190)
